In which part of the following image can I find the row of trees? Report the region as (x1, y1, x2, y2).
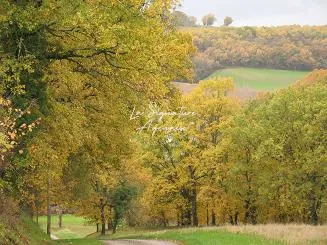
(172, 11, 197, 27)
(202, 14, 233, 27)
(172, 11, 233, 27)
(135, 70, 327, 226)
(189, 25, 327, 80)
(0, 0, 193, 239)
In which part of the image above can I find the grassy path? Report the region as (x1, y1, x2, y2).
(38, 214, 96, 239)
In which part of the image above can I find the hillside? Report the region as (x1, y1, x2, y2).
(184, 25, 327, 81)
(173, 67, 309, 99)
(208, 68, 308, 91)
(0, 215, 100, 245)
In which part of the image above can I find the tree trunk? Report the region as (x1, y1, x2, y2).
(112, 214, 118, 234)
(177, 210, 180, 226)
(244, 199, 257, 225)
(181, 207, 191, 226)
(96, 223, 99, 232)
(187, 166, 198, 227)
(107, 219, 112, 231)
(229, 215, 234, 225)
(234, 212, 239, 225)
(46, 178, 51, 235)
(310, 200, 319, 225)
(36, 205, 39, 225)
(58, 208, 62, 228)
(160, 211, 167, 227)
(101, 222, 106, 235)
(244, 199, 250, 224)
(100, 201, 106, 235)
(191, 187, 198, 226)
(211, 209, 216, 226)
(46, 199, 51, 235)
(206, 203, 209, 226)
(185, 207, 192, 226)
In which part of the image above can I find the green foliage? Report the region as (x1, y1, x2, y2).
(224, 70, 327, 224)
(110, 182, 137, 232)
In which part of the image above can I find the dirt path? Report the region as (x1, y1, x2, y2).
(103, 239, 178, 245)
(50, 234, 59, 240)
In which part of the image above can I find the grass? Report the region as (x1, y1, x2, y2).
(36, 215, 327, 245)
(97, 227, 285, 245)
(55, 239, 101, 245)
(95, 225, 327, 245)
(0, 215, 101, 245)
(38, 214, 96, 239)
(208, 67, 309, 91)
(225, 224, 327, 245)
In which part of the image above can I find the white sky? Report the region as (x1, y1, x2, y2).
(177, 0, 327, 26)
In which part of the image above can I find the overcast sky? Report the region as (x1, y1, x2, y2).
(178, 0, 327, 26)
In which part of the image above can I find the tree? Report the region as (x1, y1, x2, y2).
(110, 182, 136, 233)
(224, 71, 327, 224)
(223, 16, 233, 26)
(140, 78, 239, 227)
(252, 84, 327, 224)
(202, 14, 217, 26)
(183, 78, 240, 226)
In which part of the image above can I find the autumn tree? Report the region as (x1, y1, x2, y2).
(140, 78, 239, 226)
(183, 78, 240, 225)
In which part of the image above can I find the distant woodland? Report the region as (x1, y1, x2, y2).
(185, 26, 327, 81)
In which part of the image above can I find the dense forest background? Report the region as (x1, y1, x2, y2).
(188, 26, 327, 81)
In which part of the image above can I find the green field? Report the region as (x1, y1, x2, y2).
(38, 214, 96, 239)
(98, 228, 284, 245)
(208, 67, 309, 91)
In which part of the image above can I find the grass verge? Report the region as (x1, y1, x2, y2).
(96, 227, 285, 245)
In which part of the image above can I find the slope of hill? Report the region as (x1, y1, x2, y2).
(173, 67, 309, 99)
(208, 67, 309, 91)
(184, 25, 327, 81)
(0, 215, 100, 245)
